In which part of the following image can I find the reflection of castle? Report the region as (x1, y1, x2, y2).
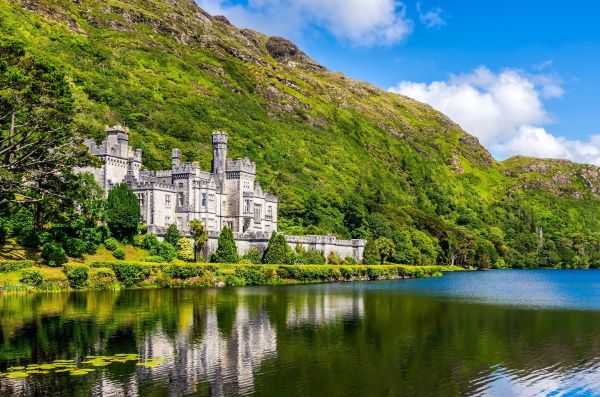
(136, 302, 277, 396)
(286, 295, 364, 327)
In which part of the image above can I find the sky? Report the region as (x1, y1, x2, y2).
(196, 0, 600, 164)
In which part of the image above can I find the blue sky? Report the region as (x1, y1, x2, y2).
(197, 0, 600, 164)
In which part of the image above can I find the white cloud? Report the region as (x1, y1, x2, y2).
(196, 0, 413, 46)
(389, 67, 600, 165)
(417, 3, 445, 28)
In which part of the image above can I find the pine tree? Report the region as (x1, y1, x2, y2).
(263, 232, 290, 264)
(164, 223, 180, 246)
(362, 239, 380, 265)
(211, 226, 239, 263)
(105, 183, 140, 240)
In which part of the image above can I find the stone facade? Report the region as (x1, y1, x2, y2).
(79, 126, 366, 261)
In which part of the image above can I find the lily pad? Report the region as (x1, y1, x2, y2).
(8, 366, 26, 371)
(39, 364, 56, 370)
(6, 371, 28, 378)
(69, 369, 95, 376)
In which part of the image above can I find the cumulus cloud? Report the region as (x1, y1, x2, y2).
(389, 67, 600, 165)
(417, 3, 445, 28)
(196, 0, 413, 46)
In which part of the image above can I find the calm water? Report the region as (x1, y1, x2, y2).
(2, 270, 600, 396)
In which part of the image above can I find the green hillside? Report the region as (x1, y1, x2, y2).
(2, 0, 600, 268)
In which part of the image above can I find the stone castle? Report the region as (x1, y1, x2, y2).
(80, 126, 366, 261)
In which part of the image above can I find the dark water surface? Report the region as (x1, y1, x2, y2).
(2, 270, 600, 396)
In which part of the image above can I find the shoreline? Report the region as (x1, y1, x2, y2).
(0, 262, 462, 294)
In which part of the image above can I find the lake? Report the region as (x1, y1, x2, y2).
(2, 269, 600, 396)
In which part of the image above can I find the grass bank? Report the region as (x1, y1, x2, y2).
(0, 260, 463, 293)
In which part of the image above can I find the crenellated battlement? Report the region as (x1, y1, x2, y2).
(226, 158, 256, 173)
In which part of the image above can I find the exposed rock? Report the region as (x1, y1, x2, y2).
(266, 36, 324, 70)
(213, 15, 231, 25)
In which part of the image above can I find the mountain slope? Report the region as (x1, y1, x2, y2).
(3, 0, 600, 268)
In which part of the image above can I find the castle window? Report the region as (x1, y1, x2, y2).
(138, 194, 144, 208)
(165, 216, 170, 225)
(209, 194, 215, 209)
(178, 192, 184, 207)
(266, 206, 273, 220)
(254, 204, 262, 223)
(201, 193, 207, 207)
(165, 195, 171, 208)
(178, 183, 184, 188)
(244, 199, 252, 213)
(177, 217, 182, 228)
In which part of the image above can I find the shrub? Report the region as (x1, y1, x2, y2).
(89, 268, 117, 289)
(262, 232, 291, 264)
(63, 264, 89, 289)
(164, 224, 181, 247)
(144, 256, 166, 263)
(151, 242, 177, 262)
(142, 233, 160, 251)
(42, 242, 68, 267)
(104, 237, 119, 251)
(327, 252, 342, 265)
(64, 237, 86, 258)
(17, 227, 40, 248)
(163, 264, 205, 279)
(20, 269, 43, 286)
(211, 226, 239, 263)
(234, 267, 265, 285)
(0, 260, 35, 273)
(80, 228, 102, 254)
(176, 238, 194, 262)
(112, 247, 126, 260)
(343, 257, 357, 265)
(242, 248, 263, 264)
(111, 262, 151, 286)
(132, 234, 144, 247)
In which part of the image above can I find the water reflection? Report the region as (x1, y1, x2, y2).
(1, 272, 600, 396)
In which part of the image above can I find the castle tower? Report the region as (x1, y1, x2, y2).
(212, 131, 228, 189)
(172, 148, 181, 168)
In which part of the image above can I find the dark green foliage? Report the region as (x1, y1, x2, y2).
(164, 224, 180, 247)
(112, 247, 125, 260)
(211, 226, 239, 263)
(19, 269, 43, 286)
(362, 240, 380, 265)
(104, 183, 140, 240)
(294, 245, 326, 265)
(111, 263, 151, 287)
(242, 248, 263, 264)
(63, 264, 89, 288)
(375, 237, 396, 264)
(142, 234, 160, 251)
(0, 223, 6, 244)
(189, 220, 208, 262)
(104, 237, 118, 251)
(263, 232, 291, 264)
(151, 242, 177, 262)
(41, 242, 67, 266)
(343, 257, 357, 265)
(16, 227, 39, 248)
(0, 260, 35, 273)
(63, 237, 85, 258)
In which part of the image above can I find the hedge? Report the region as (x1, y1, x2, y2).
(0, 260, 35, 273)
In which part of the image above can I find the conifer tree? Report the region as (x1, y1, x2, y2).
(362, 239, 380, 265)
(105, 183, 140, 240)
(211, 226, 239, 263)
(164, 223, 180, 246)
(262, 232, 290, 264)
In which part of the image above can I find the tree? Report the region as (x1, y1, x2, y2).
(0, 40, 95, 208)
(375, 237, 395, 265)
(263, 232, 291, 264)
(105, 183, 140, 240)
(362, 239, 380, 265)
(177, 237, 194, 262)
(189, 219, 208, 262)
(164, 223, 180, 247)
(211, 226, 239, 263)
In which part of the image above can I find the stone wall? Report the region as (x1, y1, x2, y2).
(203, 232, 366, 262)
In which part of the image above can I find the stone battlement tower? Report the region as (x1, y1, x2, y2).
(212, 131, 228, 191)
